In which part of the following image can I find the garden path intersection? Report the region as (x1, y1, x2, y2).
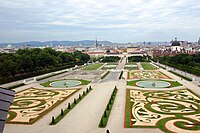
(3, 58, 200, 133)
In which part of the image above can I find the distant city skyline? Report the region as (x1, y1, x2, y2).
(0, 0, 200, 43)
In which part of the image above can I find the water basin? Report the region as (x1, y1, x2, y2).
(136, 80, 171, 88)
(50, 80, 81, 88)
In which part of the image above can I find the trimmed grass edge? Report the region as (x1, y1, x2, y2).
(98, 86, 118, 128)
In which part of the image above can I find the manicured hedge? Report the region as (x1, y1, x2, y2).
(101, 71, 110, 79)
(7, 83, 25, 90)
(99, 87, 118, 128)
(119, 71, 123, 79)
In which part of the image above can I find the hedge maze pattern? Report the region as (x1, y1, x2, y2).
(126, 89, 200, 133)
(6, 88, 78, 124)
(128, 70, 169, 79)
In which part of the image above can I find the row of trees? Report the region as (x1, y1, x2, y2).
(0, 48, 90, 77)
(100, 56, 120, 62)
(155, 54, 200, 76)
(128, 56, 149, 62)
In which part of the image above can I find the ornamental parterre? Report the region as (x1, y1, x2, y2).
(128, 70, 169, 79)
(6, 88, 78, 124)
(125, 89, 200, 133)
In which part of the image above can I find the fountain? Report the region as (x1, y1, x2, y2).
(136, 80, 171, 88)
(50, 80, 82, 88)
(152, 82, 156, 87)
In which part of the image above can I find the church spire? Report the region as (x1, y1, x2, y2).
(95, 37, 98, 48)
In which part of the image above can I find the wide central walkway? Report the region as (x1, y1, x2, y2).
(116, 57, 126, 70)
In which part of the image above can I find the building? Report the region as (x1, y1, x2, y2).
(198, 37, 200, 45)
(171, 38, 182, 52)
(0, 87, 15, 133)
(127, 47, 140, 53)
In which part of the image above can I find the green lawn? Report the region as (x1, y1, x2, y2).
(101, 63, 117, 70)
(125, 90, 131, 128)
(125, 62, 138, 70)
(82, 63, 103, 70)
(141, 62, 156, 70)
(126, 62, 137, 65)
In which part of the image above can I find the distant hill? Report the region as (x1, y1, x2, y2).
(0, 40, 112, 47)
(136, 42, 170, 45)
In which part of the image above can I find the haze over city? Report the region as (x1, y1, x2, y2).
(0, 0, 200, 43)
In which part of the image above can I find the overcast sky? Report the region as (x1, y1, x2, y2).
(0, 0, 200, 43)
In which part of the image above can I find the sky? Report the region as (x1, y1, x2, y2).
(0, 0, 200, 43)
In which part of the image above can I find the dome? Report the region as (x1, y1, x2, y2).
(171, 38, 181, 46)
(7, 44, 12, 48)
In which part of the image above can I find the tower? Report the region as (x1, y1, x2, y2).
(198, 37, 200, 45)
(95, 37, 98, 48)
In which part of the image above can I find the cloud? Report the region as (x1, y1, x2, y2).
(0, 0, 200, 42)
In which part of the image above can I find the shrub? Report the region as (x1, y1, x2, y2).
(68, 103, 71, 109)
(51, 116, 55, 124)
(74, 98, 77, 104)
(61, 109, 64, 116)
(119, 71, 123, 79)
(79, 94, 81, 100)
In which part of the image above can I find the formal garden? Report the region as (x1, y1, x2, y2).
(128, 70, 170, 79)
(6, 88, 79, 124)
(125, 88, 200, 133)
(125, 62, 138, 70)
(101, 63, 117, 70)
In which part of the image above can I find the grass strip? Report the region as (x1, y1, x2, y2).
(82, 63, 103, 70)
(169, 70, 192, 81)
(101, 71, 110, 79)
(49, 86, 92, 125)
(119, 71, 123, 79)
(141, 62, 157, 70)
(125, 90, 131, 127)
(98, 87, 118, 128)
(127, 71, 130, 79)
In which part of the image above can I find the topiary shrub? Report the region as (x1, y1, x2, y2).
(51, 116, 55, 124)
(79, 94, 81, 100)
(74, 98, 77, 104)
(61, 109, 64, 116)
(68, 103, 71, 109)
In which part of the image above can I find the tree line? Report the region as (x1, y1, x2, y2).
(0, 48, 90, 78)
(128, 56, 149, 62)
(100, 56, 120, 62)
(154, 54, 200, 76)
